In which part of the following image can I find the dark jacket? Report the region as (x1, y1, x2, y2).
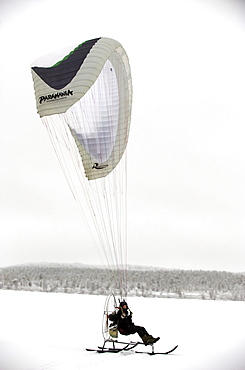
(109, 308, 134, 335)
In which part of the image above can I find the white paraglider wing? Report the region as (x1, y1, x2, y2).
(31, 37, 132, 180)
(31, 37, 132, 298)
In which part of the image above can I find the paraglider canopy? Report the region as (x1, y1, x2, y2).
(31, 37, 132, 180)
(31, 37, 132, 299)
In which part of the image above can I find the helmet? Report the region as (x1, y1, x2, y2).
(120, 301, 128, 307)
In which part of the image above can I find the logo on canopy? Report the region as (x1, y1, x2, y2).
(39, 89, 73, 104)
(92, 163, 109, 170)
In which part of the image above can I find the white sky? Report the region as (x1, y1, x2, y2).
(1, 0, 245, 272)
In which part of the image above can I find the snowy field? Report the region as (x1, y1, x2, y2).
(0, 290, 244, 370)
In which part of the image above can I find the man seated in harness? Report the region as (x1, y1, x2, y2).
(109, 301, 160, 346)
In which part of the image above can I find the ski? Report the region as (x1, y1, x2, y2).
(135, 345, 178, 355)
(86, 348, 122, 353)
(86, 341, 140, 353)
(86, 344, 178, 355)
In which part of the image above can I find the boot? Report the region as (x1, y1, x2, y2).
(146, 335, 160, 345)
(141, 334, 150, 346)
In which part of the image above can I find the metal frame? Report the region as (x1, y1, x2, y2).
(98, 338, 156, 354)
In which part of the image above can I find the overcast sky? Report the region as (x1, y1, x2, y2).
(1, 0, 245, 272)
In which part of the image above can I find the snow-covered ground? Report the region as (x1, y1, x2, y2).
(0, 290, 244, 370)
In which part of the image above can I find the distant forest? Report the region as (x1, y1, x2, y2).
(0, 263, 244, 301)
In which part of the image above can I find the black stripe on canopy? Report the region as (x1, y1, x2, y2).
(32, 38, 101, 90)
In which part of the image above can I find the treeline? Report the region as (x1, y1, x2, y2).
(0, 263, 244, 301)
